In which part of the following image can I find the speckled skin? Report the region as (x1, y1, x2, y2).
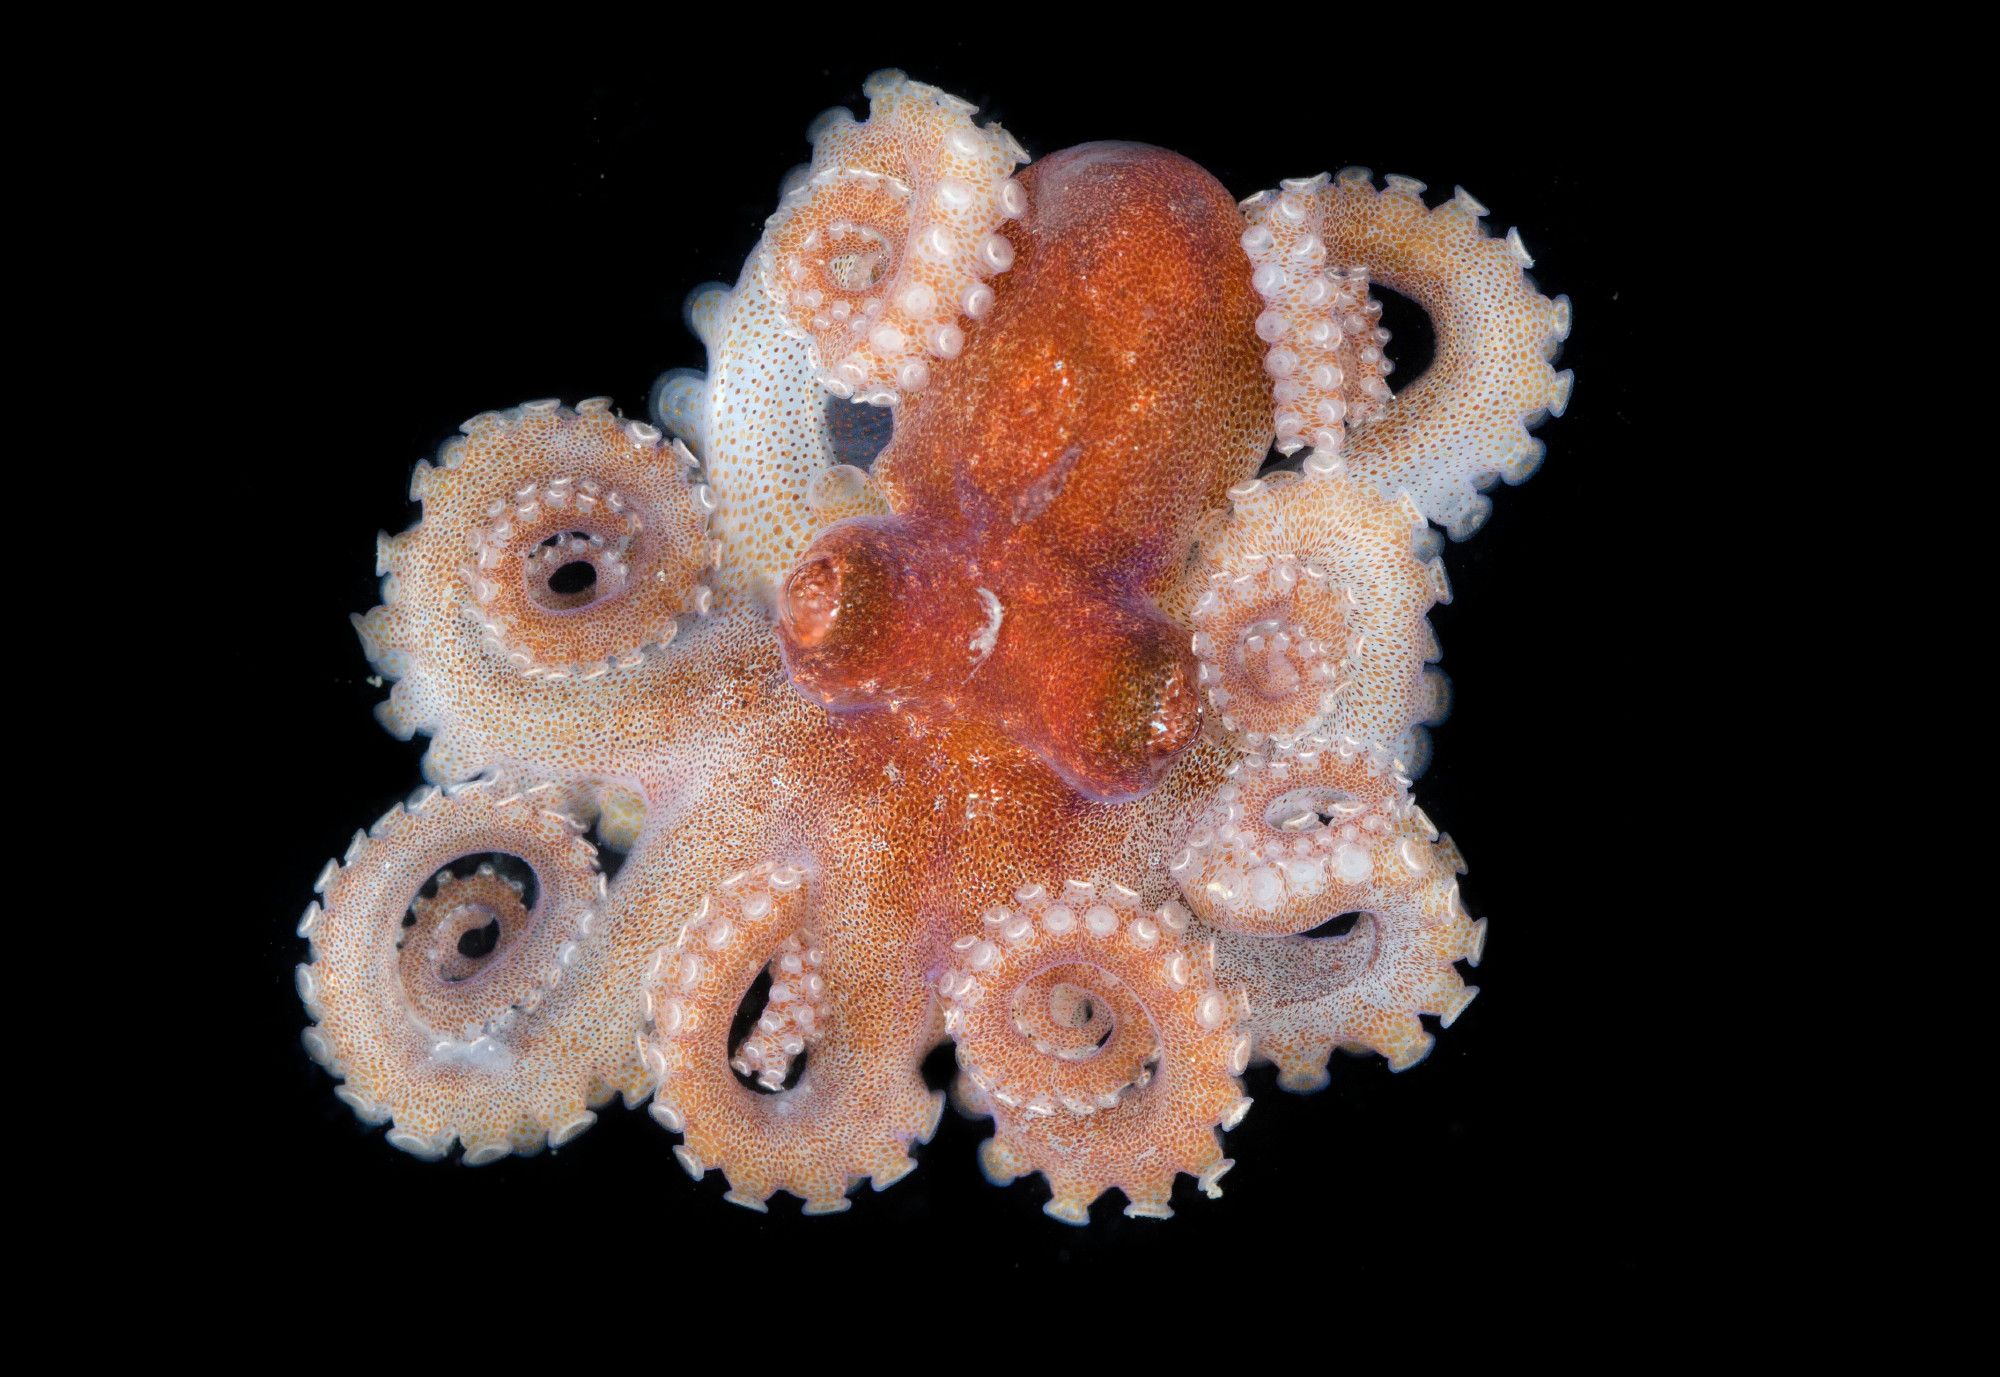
(1163, 469, 1453, 770)
(296, 71, 1571, 1223)
(1242, 171, 1574, 539)
(779, 144, 1269, 801)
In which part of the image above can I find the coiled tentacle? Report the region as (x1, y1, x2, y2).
(760, 69, 1028, 406)
(1169, 737, 1440, 936)
(639, 862, 943, 1213)
(1238, 186, 1394, 457)
(1211, 860, 1483, 1088)
(655, 72, 1024, 611)
(351, 399, 718, 781)
(1170, 466, 1449, 767)
(1168, 744, 1487, 1088)
(295, 777, 635, 1162)
(940, 880, 1251, 1223)
(1241, 170, 1573, 539)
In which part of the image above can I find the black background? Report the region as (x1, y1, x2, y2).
(234, 42, 1681, 1290)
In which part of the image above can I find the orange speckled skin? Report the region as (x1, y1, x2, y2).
(778, 144, 1270, 801)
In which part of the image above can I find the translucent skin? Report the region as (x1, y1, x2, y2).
(297, 71, 1571, 1224)
(778, 144, 1270, 801)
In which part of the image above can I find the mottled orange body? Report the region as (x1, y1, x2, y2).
(779, 144, 1269, 801)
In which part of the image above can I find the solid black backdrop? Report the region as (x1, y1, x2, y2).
(230, 45, 1680, 1289)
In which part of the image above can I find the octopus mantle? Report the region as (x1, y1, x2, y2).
(300, 72, 1573, 1223)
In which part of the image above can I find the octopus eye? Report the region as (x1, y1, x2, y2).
(778, 551, 846, 649)
(1036, 631, 1204, 801)
(774, 524, 905, 688)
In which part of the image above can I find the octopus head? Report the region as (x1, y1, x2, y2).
(775, 510, 1204, 801)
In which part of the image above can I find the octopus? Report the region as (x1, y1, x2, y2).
(296, 71, 1574, 1222)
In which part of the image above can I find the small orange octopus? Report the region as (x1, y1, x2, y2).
(301, 71, 1572, 1222)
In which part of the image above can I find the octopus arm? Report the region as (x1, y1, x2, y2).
(1169, 743, 1486, 1088)
(760, 69, 1028, 405)
(940, 880, 1252, 1223)
(653, 274, 894, 612)
(296, 776, 653, 1161)
(653, 70, 1022, 613)
(640, 862, 944, 1213)
(1168, 465, 1451, 772)
(1209, 856, 1484, 1090)
(1241, 170, 1574, 539)
(352, 398, 720, 783)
